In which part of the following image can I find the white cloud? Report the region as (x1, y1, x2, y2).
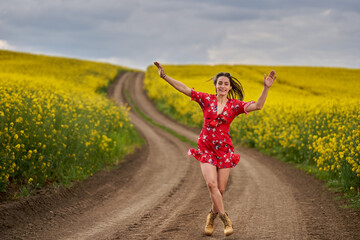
(95, 57, 145, 71)
(0, 40, 15, 50)
(322, 9, 332, 16)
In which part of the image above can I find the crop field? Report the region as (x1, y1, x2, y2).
(145, 64, 360, 194)
(0, 50, 142, 194)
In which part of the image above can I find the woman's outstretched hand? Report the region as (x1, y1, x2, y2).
(154, 61, 166, 78)
(264, 70, 277, 88)
(153, 61, 191, 96)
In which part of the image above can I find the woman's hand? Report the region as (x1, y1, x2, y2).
(264, 70, 277, 88)
(153, 61, 191, 97)
(154, 61, 166, 78)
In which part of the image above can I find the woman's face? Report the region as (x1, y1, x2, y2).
(216, 76, 232, 97)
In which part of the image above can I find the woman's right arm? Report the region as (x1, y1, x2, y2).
(154, 62, 192, 97)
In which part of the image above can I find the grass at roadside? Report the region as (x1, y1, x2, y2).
(125, 90, 196, 147)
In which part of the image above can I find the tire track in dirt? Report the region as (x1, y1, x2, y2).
(1, 72, 360, 240)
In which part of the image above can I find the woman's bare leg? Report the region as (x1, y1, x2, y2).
(200, 163, 227, 215)
(212, 168, 231, 213)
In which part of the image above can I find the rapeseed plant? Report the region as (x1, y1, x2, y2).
(144, 64, 360, 193)
(0, 50, 142, 192)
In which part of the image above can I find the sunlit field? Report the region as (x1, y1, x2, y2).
(0, 50, 143, 194)
(145, 64, 360, 194)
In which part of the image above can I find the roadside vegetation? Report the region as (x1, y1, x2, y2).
(0, 50, 143, 196)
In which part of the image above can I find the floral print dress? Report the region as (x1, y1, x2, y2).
(188, 89, 255, 168)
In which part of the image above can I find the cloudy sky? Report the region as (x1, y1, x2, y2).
(1, 0, 359, 70)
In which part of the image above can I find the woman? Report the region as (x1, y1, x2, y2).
(153, 62, 276, 236)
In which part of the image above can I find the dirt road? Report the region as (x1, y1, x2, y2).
(1, 72, 360, 239)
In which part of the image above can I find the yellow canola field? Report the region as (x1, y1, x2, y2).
(0, 50, 141, 192)
(145, 64, 360, 191)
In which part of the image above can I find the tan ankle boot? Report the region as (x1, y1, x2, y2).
(219, 212, 233, 236)
(204, 209, 217, 236)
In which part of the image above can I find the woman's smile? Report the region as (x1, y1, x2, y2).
(216, 76, 232, 96)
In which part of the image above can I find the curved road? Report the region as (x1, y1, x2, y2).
(1, 72, 359, 239)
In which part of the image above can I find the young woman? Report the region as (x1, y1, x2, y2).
(153, 62, 276, 236)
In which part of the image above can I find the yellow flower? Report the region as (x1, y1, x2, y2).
(15, 117, 23, 123)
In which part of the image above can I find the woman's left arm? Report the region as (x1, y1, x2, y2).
(246, 70, 277, 112)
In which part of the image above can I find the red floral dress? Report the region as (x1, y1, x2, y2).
(188, 89, 255, 168)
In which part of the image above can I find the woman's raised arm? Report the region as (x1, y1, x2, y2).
(246, 70, 277, 112)
(154, 62, 192, 97)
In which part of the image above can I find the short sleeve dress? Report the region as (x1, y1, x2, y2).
(187, 89, 255, 168)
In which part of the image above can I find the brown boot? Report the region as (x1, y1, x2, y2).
(204, 209, 218, 236)
(219, 212, 233, 236)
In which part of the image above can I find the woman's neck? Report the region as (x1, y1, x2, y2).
(217, 94, 228, 105)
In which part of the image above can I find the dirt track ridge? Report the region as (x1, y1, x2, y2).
(1, 72, 360, 239)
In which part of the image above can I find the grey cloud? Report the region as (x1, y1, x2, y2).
(0, 0, 359, 69)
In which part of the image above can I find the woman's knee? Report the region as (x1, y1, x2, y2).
(206, 181, 218, 192)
